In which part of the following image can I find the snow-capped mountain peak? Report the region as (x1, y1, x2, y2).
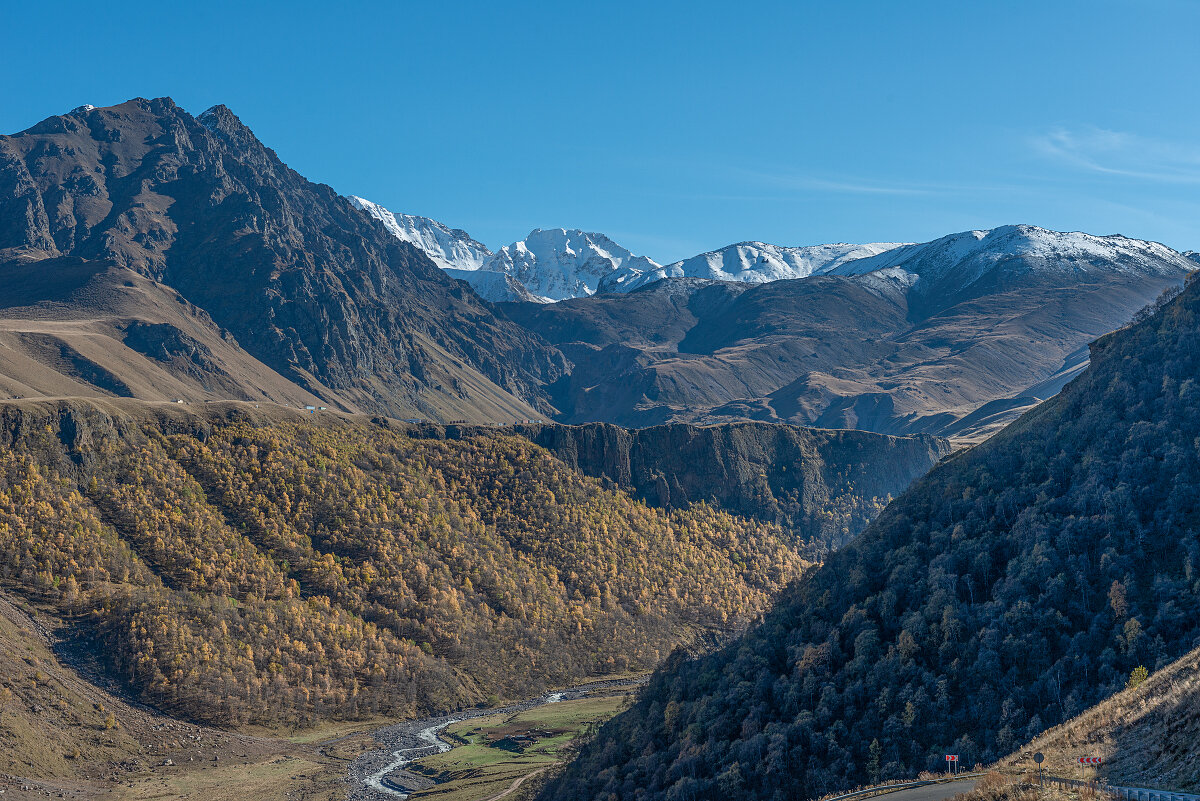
(483, 228, 662, 301)
(834, 224, 1195, 287)
(345, 198, 664, 303)
(346, 196, 543, 302)
(677, 240, 910, 282)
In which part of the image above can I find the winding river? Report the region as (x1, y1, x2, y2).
(346, 679, 644, 801)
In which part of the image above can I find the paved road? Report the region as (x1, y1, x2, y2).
(874, 778, 980, 801)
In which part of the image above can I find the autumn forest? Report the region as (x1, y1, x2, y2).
(0, 404, 808, 727)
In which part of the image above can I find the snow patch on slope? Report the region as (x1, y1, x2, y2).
(847, 266, 920, 301)
(348, 196, 492, 272)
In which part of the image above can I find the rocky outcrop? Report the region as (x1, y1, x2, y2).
(414, 420, 951, 552)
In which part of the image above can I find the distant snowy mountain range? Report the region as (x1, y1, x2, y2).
(601, 240, 907, 295)
(348, 196, 1196, 304)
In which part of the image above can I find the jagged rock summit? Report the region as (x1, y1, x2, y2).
(0, 97, 566, 420)
(484, 227, 662, 301)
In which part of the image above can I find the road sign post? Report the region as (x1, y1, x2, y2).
(945, 755, 959, 776)
(1079, 757, 1102, 785)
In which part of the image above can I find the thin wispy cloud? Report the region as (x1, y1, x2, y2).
(732, 167, 934, 196)
(1032, 126, 1200, 184)
(726, 165, 1034, 200)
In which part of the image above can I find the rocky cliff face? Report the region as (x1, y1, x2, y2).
(413, 419, 951, 551)
(0, 98, 566, 421)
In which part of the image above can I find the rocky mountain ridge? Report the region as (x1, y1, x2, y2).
(602, 240, 908, 294)
(0, 97, 566, 421)
(346, 195, 492, 271)
(831, 224, 1196, 315)
(349, 196, 913, 301)
(1, 99, 1192, 441)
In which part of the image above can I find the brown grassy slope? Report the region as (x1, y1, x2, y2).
(0, 265, 333, 408)
(1002, 647, 1200, 791)
(0, 588, 383, 801)
(948, 773, 1075, 801)
(0, 591, 150, 784)
(0, 589, 268, 785)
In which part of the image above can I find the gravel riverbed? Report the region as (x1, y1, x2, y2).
(346, 677, 646, 801)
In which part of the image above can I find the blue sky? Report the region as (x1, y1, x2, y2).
(3, 0, 1198, 262)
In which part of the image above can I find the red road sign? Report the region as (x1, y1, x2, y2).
(1079, 757, 1103, 765)
(945, 755, 959, 762)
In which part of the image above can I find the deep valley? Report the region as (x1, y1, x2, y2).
(1, 80, 1198, 801)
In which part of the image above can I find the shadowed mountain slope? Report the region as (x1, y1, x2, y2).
(540, 270, 1200, 800)
(404, 419, 950, 552)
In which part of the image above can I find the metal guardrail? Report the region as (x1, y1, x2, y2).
(1043, 776, 1200, 801)
(822, 773, 986, 801)
(1112, 787, 1200, 801)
